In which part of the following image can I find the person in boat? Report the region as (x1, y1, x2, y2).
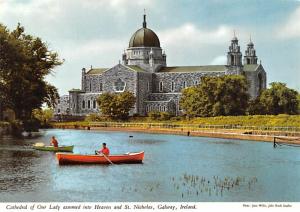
(50, 136, 58, 148)
(96, 143, 110, 155)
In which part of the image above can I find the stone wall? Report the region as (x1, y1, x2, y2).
(136, 72, 152, 115)
(244, 65, 267, 99)
(153, 71, 225, 93)
(54, 95, 70, 115)
(75, 64, 138, 115)
(76, 93, 100, 115)
(144, 100, 176, 115)
(63, 62, 266, 117)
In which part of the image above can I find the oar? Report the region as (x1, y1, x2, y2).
(102, 153, 114, 165)
(95, 150, 114, 165)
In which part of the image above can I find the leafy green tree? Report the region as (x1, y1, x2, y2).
(32, 108, 54, 126)
(298, 94, 300, 114)
(148, 111, 161, 120)
(148, 111, 172, 121)
(257, 82, 299, 115)
(180, 75, 249, 117)
(97, 91, 136, 120)
(247, 98, 264, 115)
(0, 23, 62, 121)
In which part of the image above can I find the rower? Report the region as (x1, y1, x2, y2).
(50, 136, 58, 147)
(96, 143, 110, 156)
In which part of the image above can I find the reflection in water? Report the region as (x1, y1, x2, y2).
(0, 136, 48, 194)
(0, 129, 300, 202)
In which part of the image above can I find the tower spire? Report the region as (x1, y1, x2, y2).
(143, 9, 147, 28)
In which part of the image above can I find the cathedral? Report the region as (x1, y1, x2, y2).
(54, 14, 267, 117)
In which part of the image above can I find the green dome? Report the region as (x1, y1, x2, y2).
(129, 27, 160, 48)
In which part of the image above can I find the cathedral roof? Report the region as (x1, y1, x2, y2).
(243, 64, 260, 72)
(69, 88, 84, 93)
(159, 65, 227, 73)
(86, 68, 108, 74)
(127, 65, 147, 72)
(128, 14, 160, 48)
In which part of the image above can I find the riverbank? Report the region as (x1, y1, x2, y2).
(52, 122, 300, 145)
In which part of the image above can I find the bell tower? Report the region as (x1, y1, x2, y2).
(244, 37, 258, 65)
(227, 32, 242, 66)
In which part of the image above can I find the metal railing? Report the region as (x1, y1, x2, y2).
(86, 122, 300, 133)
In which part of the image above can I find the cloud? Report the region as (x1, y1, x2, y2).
(158, 23, 234, 48)
(61, 39, 125, 63)
(0, 0, 152, 21)
(0, 0, 154, 40)
(209, 55, 227, 65)
(277, 6, 300, 39)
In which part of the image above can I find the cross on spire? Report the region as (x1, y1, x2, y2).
(143, 9, 147, 28)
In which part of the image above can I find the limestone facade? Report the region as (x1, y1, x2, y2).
(55, 14, 267, 117)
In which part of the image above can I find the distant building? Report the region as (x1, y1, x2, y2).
(54, 95, 70, 115)
(55, 14, 267, 117)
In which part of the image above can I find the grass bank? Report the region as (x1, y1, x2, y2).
(51, 115, 300, 144)
(53, 114, 300, 128)
(177, 114, 300, 127)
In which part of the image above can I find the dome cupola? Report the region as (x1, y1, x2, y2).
(128, 14, 160, 48)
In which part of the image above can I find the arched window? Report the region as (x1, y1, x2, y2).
(99, 83, 103, 91)
(258, 72, 263, 93)
(82, 101, 85, 109)
(159, 82, 163, 92)
(89, 82, 92, 91)
(87, 100, 91, 109)
(171, 81, 175, 92)
(183, 81, 187, 89)
(93, 100, 96, 109)
(231, 55, 234, 65)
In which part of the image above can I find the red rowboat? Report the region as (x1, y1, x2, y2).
(56, 151, 144, 165)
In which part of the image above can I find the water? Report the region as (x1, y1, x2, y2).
(0, 129, 299, 202)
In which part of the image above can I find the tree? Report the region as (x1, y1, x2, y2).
(180, 75, 249, 117)
(298, 94, 300, 114)
(0, 23, 62, 121)
(257, 82, 299, 115)
(32, 108, 54, 127)
(97, 91, 136, 120)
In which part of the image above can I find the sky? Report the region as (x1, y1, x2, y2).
(0, 0, 300, 95)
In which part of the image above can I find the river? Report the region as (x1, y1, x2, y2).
(0, 129, 299, 202)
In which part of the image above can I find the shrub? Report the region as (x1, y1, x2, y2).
(85, 114, 112, 122)
(148, 111, 161, 120)
(148, 111, 173, 121)
(160, 112, 173, 121)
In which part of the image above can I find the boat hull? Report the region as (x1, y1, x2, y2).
(34, 145, 74, 152)
(56, 151, 144, 165)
